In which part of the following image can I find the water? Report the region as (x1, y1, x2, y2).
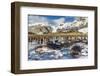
(28, 42, 88, 60)
(28, 47, 76, 60)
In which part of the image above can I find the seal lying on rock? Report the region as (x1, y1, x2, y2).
(70, 45, 82, 58)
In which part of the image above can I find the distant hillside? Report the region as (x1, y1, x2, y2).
(28, 23, 53, 35)
(28, 17, 88, 34)
(56, 17, 88, 32)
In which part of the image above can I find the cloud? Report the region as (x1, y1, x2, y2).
(53, 18, 65, 25)
(28, 15, 87, 29)
(28, 15, 49, 26)
(28, 15, 66, 28)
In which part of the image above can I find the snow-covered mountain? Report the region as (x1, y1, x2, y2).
(28, 17, 88, 34)
(28, 23, 53, 35)
(56, 17, 88, 32)
(79, 27, 88, 34)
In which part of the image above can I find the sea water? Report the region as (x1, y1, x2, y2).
(28, 42, 88, 60)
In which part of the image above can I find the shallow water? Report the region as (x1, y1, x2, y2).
(28, 48, 72, 60)
(28, 48, 87, 60)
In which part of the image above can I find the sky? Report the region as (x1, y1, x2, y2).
(28, 15, 88, 33)
(28, 15, 77, 27)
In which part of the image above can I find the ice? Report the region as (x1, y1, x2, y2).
(28, 42, 88, 60)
